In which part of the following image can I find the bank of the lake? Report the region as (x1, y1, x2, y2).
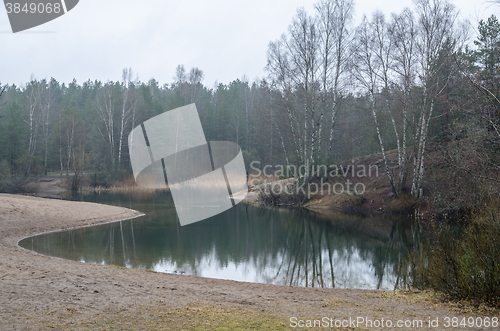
(1, 193, 493, 330)
(247, 146, 478, 219)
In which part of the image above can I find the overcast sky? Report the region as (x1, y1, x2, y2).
(0, 0, 498, 87)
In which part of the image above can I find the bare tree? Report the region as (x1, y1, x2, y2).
(411, 0, 463, 197)
(95, 82, 116, 169)
(188, 67, 204, 102)
(175, 65, 187, 84)
(128, 80, 139, 142)
(267, 1, 354, 173)
(389, 8, 418, 194)
(24, 77, 43, 174)
(353, 14, 397, 196)
(41, 78, 56, 175)
(267, 40, 302, 163)
(267, 8, 321, 176)
(65, 111, 76, 175)
(352, 0, 464, 198)
(117, 68, 138, 170)
(315, 0, 354, 160)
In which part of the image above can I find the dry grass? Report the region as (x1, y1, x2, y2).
(80, 184, 168, 194)
(26, 303, 291, 331)
(366, 290, 500, 317)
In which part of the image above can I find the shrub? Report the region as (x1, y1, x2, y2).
(257, 179, 309, 207)
(0, 160, 38, 194)
(388, 193, 423, 214)
(399, 201, 500, 307)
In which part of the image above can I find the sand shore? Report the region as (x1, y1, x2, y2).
(0, 193, 488, 330)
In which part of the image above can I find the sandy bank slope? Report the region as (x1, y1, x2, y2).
(0, 194, 476, 330)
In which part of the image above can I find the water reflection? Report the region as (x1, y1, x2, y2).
(19, 191, 420, 290)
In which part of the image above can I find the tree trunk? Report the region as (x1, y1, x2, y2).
(371, 94, 397, 196)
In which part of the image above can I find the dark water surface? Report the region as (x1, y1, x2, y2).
(19, 191, 421, 289)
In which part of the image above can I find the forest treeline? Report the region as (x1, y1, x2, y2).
(0, 0, 499, 202)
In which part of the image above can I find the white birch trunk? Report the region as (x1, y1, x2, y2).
(371, 95, 397, 195)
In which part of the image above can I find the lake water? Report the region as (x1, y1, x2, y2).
(19, 191, 420, 290)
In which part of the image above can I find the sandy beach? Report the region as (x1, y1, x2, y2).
(0, 193, 493, 330)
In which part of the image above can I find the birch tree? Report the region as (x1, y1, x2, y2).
(315, 0, 354, 160)
(267, 8, 321, 176)
(411, 0, 463, 197)
(267, 40, 302, 163)
(40, 78, 57, 175)
(95, 82, 116, 170)
(64, 109, 76, 175)
(188, 67, 204, 103)
(352, 1, 464, 198)
(353, 14, 397, 196)
(291, 10, 320, 169)
(117, 68, 138, 170)
(24, 77, 43, 174)
(267, 1, 354, 172)
(389, 8, 417, 194)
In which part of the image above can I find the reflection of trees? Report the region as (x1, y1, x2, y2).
(395, 222, 424, 288)
(274, 211, 419, 289)
(20, 191, 422, 289)
(372, 219, 416, 289)
(277, 217, 330, 287)
(275, 213, 338, 287)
